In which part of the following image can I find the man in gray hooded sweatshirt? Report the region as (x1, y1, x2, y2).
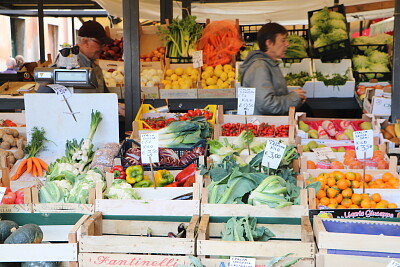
(240, 23, 307, 115)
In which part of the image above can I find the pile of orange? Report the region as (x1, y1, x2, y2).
(308, 171, 399, 209)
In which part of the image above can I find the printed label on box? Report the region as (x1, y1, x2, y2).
(230, 257, 256, 267)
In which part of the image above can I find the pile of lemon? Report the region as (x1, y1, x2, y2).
(201, 64, 236, 89)
(161, 66, 199, 89)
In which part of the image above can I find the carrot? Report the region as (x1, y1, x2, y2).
(16, 159, 28, 176)
(12, 164, 27, 181)
(32, 163, 37, 177)
(36, 158, 49, 172)
(26, 158, 33, 174)
(32, 157, 43, 177)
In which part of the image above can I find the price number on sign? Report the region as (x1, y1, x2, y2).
(353, 130, 373, 160)
(192, 50, 203, 69)
(229, 257, 255, 267)
(48, 84, 72, 100)
(262, 140, 287, 169)
(0, 187, 6, 202)
(313, 147, 336, 161)
(141, 133, 159, 164)
(237, 87, 256, 115)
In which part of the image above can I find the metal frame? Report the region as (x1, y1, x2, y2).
(391, 0, 400, 122)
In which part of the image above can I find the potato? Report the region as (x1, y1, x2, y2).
(13, 149, 25, 160)
(0, 142, 11, 150)
(2, 134, 16, 147)
(0, 129, 4, 138)
(16, 138, 25, 150)
(7, 155, 15, 165)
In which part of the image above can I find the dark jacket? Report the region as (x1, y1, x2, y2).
(240, 50, 301, 115)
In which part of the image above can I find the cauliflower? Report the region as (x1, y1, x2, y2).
(53, 179, 73, 192)
(105, 179, 141, 200)
(84, 169, 104, 183)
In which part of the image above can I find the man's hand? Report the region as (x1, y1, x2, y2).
(118, 103, 125, 117)
(293, 88, 307, 104)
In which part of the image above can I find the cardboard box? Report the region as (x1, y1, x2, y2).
(313, 59, 355, 98)
(363, 86, 391, 117)
(280, 58, 314, 97)
(140, 25, 166, 55)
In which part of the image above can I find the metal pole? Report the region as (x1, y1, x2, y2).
(123, 0, 141, 131)
(391, 0, 400, 122)
(37, 0, 46, 63)
(182, 0, 191, 19)
(160, 0, 173, 24)
(72, 16, 75, 45)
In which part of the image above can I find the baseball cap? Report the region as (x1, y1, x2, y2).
(78, 20, 113, 45)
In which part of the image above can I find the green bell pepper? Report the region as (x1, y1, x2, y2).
(126, 165, 144, 184)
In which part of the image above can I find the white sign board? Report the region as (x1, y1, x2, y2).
(0, 187, 6, 202)
(313, 147, 336, 161)
(24, 94, 119, 157)
(229, 257, 255, 267)
(141, 133, 159, 164)
(387, 260, 400, 267)
(353, 130, 374, 159)
(192, 50, 203, 69)
(237, 87, 256, 115)
(262, 140, 287, 169)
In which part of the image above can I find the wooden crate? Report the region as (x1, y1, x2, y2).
(31, 187, 95, 214)
(214, 106, 296, 144)
(196, 215, 315, 266)
(0, 167, 32, 213)
(96, 171, 202, 216)
(316, 253, 400, 267)
(314, 216, 400, 257)
(200, 188, 308, 218)
(0, 213, 89, 266)
(79, 212, 198, 266)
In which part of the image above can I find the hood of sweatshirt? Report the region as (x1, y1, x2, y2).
(239, 50, 278, 80)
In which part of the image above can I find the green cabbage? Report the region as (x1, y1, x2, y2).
(369, 63, 390, 73)
(310, 26, 323, 40)
(314, 36, 329, 48)
(329, 11, 345, 21)
(329, 19, 347, 30)
(310, 7, 329, 26)
(352, 55, 370, 70)
(326, 28, 348, 42)
(287, 35, 308, 48)
(367, 50, 389, 65)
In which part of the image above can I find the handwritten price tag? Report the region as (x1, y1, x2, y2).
(141, 133, 159, 164)
(0, 187, 7, 202)
(387, 260, 400, 267)
(353, 130, 373, 159)
(313, 147, 336, 161)
(262, 140, 287, 169)
(229, 257, 255, 267)
(237, 87, 256, 115)
(48, 84, 72, 100)
(192, 50, 203, 69)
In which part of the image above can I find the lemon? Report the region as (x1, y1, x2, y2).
(190, 74, 198, 82)
(165, 76, 171, 81)
(181, 74, 189, 79)
(214, 68, 223, 77)
(190, 69, 199, 76)
(208, 85, 219, 89)
(220, 72, 228, 81)
(212, 75, 218, 81)
(201, 71, 211, 80)
(172, 83, 180, 89)
(170, 74, 178, 81)
(206, 77, 217, 86)
(215, 64, 223, 71)
(174, 67, 184, 76)
(181, 81, 191, 89)
(222, 82, 230, 88)
(164, 83, 172, 89)
(204, 66, 214, 73)
(228, 71, 236, 79)
(217, 79, 224, 87)
(185, 66, 194, 75)
(223, 64, 233, 72)
(165, 69, 174, 77)
(201, 64, 209, 71)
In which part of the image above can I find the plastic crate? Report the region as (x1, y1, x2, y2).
(240, 24, 263, 44)
(135, 104, 218, 130)
(116, 139, 207, 170)
(353, 71, 392, 82)
(166, 41, 193, 63)
(351, 44, 388, 55)
(308, 5, 352, 61)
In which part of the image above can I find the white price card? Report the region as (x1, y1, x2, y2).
(313, 147, 336, 161)
(237, 87, 256, 115)
(229, 257, 255, 267)
(48, 84, 72, 100)
(0, 187, 7, 202)
(387, 260, 400, 267)
(141, 132, 159, 164)
(353, 130, 373, 160)
(262, 140, 287, 169)
(192, 50, 203, 69)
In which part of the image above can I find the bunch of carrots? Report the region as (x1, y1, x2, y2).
(12, 127, 49, 180)
(196, 20, 244, 67)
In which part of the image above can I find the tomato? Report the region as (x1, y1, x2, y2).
(179, 116, 188, 121)
(15, 188, 25, 198)
(187, 110, 195, 117)
(195, 109, 202, 116)
(1, 192, 16, 204)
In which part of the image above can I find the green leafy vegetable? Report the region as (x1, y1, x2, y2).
(221, 216, 275, 241)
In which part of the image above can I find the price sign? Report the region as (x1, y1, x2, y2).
(387, 260, 400, 267)
(237, 87, 256, 115)
(48, 84, 72, 100)
(262, 140, 287, 169)
(353, 130, 373, 159)
(192, 50, 203, 69)
(229, 257, 255, 267)
(141, 132, 159, 164)
(0, 187, 7, 202)
(313, 147, 336, 161)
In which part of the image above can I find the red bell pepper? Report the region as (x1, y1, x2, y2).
(183, 175, 196, 187)
(110, 165, 126, 179)
(164, 181, 180, 187)
(175, 164, 197, 186)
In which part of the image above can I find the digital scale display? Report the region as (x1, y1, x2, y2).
(55, 70, 88, 83)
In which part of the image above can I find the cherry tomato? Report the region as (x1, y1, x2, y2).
(187, 110, 195, 117)
(195, 109, 202, 116)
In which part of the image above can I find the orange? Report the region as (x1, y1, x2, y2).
(377, 160, 389, 170)
(380, 200, 389, 206)
(329, 198, 338, 206)
(361, 199, 371, 208)
(371, 193, 382, 203)
(334, 194, 343, 204)
(337, 179, 349, 190)
(307, 160, 316, 169)
(375, 202, 387, 209)
(373, 150, 384, 158)
(332, 171, 345, 180)
(316, 190, 327, 199)
(330, 161, 344, 169)
(328, 203, 338, 209)
(320, 197, 330, 206)
(388, 203, 398, 208)
(355, 172, 362, 181)
(348, 160, 363, 169)
(364, 174, 372, 183)
(341, 198, 352, 208)
(370, 201, 376, 208)
(375, 178, 384, 185)
(327, 188, 339, 198)
(362, 193, 370, 200)
(337, 205, 346, 209)
(351, 180, 360, 188)
(382, 172, 394, 182)
(351, 194, 363, 205)
(317, 176, 327, 187)
(327, 177, 336, 187)
(349, 204, 360, 209)
(344, 156, 355, 166)
(342, 188, 353, 198)
(344, 149, 356, 158)
(345, 172, 356, 181)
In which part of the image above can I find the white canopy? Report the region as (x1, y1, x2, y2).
(95, 0, 394, 25)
